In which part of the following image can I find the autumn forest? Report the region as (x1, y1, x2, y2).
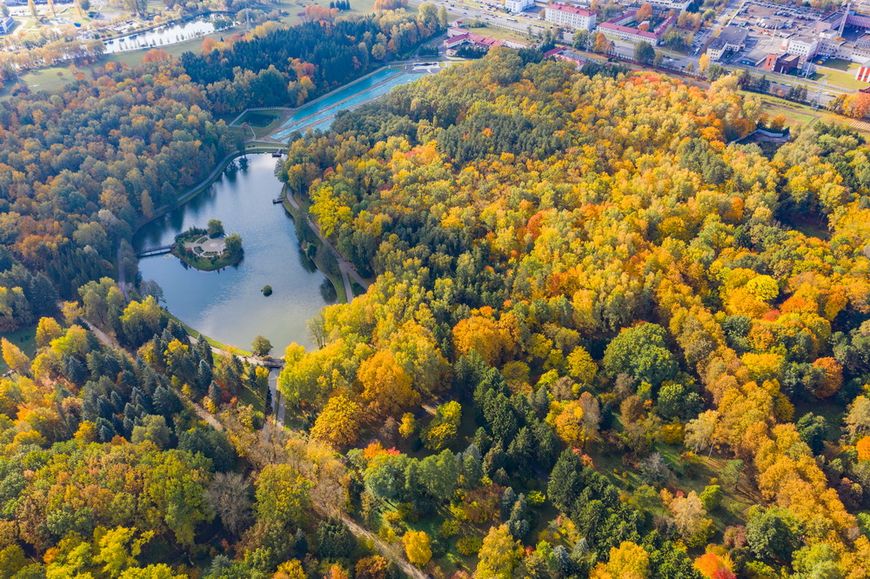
(0, 6, 868, 579)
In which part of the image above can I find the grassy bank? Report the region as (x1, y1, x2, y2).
(281, 192, 348, 304)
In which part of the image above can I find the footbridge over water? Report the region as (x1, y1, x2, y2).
(137, 245, 173, 258)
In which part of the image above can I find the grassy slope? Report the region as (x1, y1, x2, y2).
(0, 327, 36, 373)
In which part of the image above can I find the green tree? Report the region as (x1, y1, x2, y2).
(603, 323, 678, 388)
(746, 506, 801, 564)
(207, 219, 225, 238)
(251, 335, 273, 357)
(255, 464, 312, 530)
(131, 415, 172, 449)
(143, 450, 214, 546)
(635, 42, 655, 64)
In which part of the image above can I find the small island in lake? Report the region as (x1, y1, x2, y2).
(172, 219, 243, 271)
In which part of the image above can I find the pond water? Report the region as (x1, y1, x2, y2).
(104, 15, 228, 54)
(135, 153, 334, 352)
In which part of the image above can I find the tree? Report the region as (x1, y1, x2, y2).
(207, 472, 253, 535)
(795, 413, 827, 454)
(143, 451, 214, 546)
(476, 524, 520, 578)
(131, 415, 172, 449)
(224, 234, 243, 257)
(207, 219, 224, 238)
(636, 2, 653, 21)
(311, 394, 361, 447)
(317, 519, 354, 558)
(669, 491, 713, 547)
(255, 464, 311, 531)
(357, 350, 418, 416)
(603, 323, 678, 388)
(745, 507, 801, 564)
(844, 395, 870, 443)
(698, 53, 711, 75)
(251, 335, 273, 357)
(808, 357, 842, 398)
(635, 42, 655, 65)
(403, 530, 432, 567)
(35, 316, 63, 348)
(591, 541, 649, 579)
(567, 346, 597, 385)
(275, 560, 307, 579)
(1, 338, 29, 375)
(95, 527, 154, 577)
(399, 412, 416, 438)
(593, 32, 612, 54)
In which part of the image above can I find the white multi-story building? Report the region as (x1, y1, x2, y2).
(646, 0, 692, 12)
(705, 26, 748, 61)
(505, 0, 535, 13)
(545, 3, 597, 31)
(786, 36, 819, 59)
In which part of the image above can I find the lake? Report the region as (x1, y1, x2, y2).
(104, 15, 229, 54)
(135, 153, 334, 353)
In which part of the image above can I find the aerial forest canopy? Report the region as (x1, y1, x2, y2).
(273, 50, 870, 576)
(181, 6, 447, 114)
(0, 15, 868, 576)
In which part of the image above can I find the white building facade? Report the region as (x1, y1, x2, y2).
(505, 0, 535, 13)
(544, 3, 596, 31)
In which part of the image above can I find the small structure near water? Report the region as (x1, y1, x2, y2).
(172, 220, 243, 271)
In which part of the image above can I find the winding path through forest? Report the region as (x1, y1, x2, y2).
(339, 515, 429, 579)
(79, 317, 427, 576)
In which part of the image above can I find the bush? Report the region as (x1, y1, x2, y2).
(456, 535, 483, 556)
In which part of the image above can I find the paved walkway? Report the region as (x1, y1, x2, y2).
(285, 192, 370, 301)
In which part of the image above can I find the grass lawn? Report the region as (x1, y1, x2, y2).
(0, 326, 36, 373)
(589, 441, 758, 538)
(747, 91, 870, 137)
(466, 25, 528, 43)
(816, 63, 869, 91)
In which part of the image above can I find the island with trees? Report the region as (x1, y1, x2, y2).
(172, 219, 244, 271)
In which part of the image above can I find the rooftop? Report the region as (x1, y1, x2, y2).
(547, 2, 594, 17)
(709, 25, 748, 50)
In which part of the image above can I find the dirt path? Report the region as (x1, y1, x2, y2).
(79, 316, 426, 575)
(339, 515, 429, 579)
(285, 192, 370, 298)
